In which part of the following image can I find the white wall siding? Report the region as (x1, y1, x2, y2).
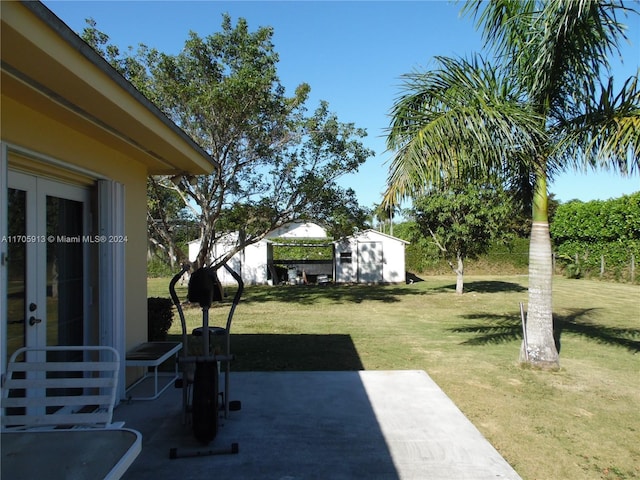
(188, 222, 328, 285)
(334, 230, 407, 284)
(188, 224, 407, 285)
(335, 238, 357, 283)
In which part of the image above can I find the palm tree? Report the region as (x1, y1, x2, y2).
(384, 0, 639, 368)
(373, 203, 398, 236)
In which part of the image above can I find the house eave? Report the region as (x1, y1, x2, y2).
(1, 1, 218, 175)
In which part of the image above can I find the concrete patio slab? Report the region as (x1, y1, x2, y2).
(114, 370, 521, 479)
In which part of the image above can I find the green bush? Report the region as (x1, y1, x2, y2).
(272, 238, 333, 260)
(551, 193, 640, 244)
(147, 258, 175, 278)
(147, 297, 174, 341)
(395, 221, 529, 275)
(551, 193, 640, 281)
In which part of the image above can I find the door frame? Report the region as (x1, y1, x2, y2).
(1, 142, 127, 400)
(6, 170, 91, 351)
(1, 143, 97, 375)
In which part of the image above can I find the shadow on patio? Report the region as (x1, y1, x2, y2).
(115, 370, 522, 480)
(116, 371, 399, 479)
(231, 333, 365, 371)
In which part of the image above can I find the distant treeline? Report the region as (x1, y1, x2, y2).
(395, 192, 639, 282)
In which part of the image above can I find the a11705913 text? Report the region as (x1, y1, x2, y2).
(1, 235, 128, 244)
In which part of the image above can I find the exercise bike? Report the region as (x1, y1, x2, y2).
(168, 263, 243, 458)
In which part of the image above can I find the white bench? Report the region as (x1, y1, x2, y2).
(1, 345, 120, 430)
(125, 341, 182, 401)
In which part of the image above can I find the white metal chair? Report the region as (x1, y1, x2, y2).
(1, 345, 121, 430)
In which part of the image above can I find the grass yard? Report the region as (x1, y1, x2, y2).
(148, 275, 640, 480)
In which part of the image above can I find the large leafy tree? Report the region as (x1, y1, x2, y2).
(384, 0, 639, 368)
(146, 178, 198, 268)
(412, 184, 517, 294)
(83, 16, 373, 270)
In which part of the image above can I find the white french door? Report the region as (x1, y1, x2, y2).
(6, 170, 90, 363)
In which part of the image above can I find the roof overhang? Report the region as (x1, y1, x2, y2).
(1, 1, 217, 175)
(334, 229, 410, 244)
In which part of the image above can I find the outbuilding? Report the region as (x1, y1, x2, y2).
(190, 223, 408, 285)
(188, 222, 330, 285)
(334, 229, 408, 284)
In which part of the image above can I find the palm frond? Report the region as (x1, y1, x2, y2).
(383, 55, 544, 206)
(461, 0, 537, 62)
(552, 74, 640, 174)
(464, 0, 637, 117)
(527, 0, 634, 113)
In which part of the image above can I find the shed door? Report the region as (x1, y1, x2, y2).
(357, 242, 383, 283)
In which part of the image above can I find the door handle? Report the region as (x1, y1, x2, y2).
(29, 316, 42, 326)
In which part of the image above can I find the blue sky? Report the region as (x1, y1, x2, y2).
(44, 1, 639, 209)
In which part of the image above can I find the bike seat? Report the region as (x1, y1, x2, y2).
(192, 327, 227, 337)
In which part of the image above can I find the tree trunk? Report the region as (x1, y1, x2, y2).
(522, 173, 559, 368)
(455, 254, 464, 295)
(523, 221, 558, 367)
(195, 221, 215, 270)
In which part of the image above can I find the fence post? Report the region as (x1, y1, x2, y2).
(631, 254, 636, 282)
(600, 255, 605, 277)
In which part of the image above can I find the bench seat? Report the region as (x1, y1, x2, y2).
(125, 342, 182, 401)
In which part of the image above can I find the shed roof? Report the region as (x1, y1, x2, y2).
(335, 229, 409, 245)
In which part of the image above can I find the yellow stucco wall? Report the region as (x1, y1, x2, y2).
(2, 92, 149, 352)
(2, 2, 216, 394)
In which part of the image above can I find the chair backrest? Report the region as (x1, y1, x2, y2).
(1, 346, 120, 430)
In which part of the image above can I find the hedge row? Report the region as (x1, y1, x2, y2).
(550, 193, 639, 280)
(550, 192, 639, 243)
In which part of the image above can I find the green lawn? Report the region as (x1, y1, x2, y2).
(148, 275, 640, 480)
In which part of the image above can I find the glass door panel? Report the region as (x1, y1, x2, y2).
(6, 188, 27, 364)
(46, 195, 84, 349)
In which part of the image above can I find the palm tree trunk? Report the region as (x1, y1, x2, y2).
(522, 173, 559, 368)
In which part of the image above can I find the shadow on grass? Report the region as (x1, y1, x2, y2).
(554, 309, 640, 354)
(451, 308, 640, 353)
(230, 334, 365, 371)
(236, 283, 428, 306)
(405, 272, 424, 283)
(436, 280, 527, 294)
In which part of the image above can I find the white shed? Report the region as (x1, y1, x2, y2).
(188, 222, 329, 285)
(189, 223, 408, 285)
(334, 230, 408, 284)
